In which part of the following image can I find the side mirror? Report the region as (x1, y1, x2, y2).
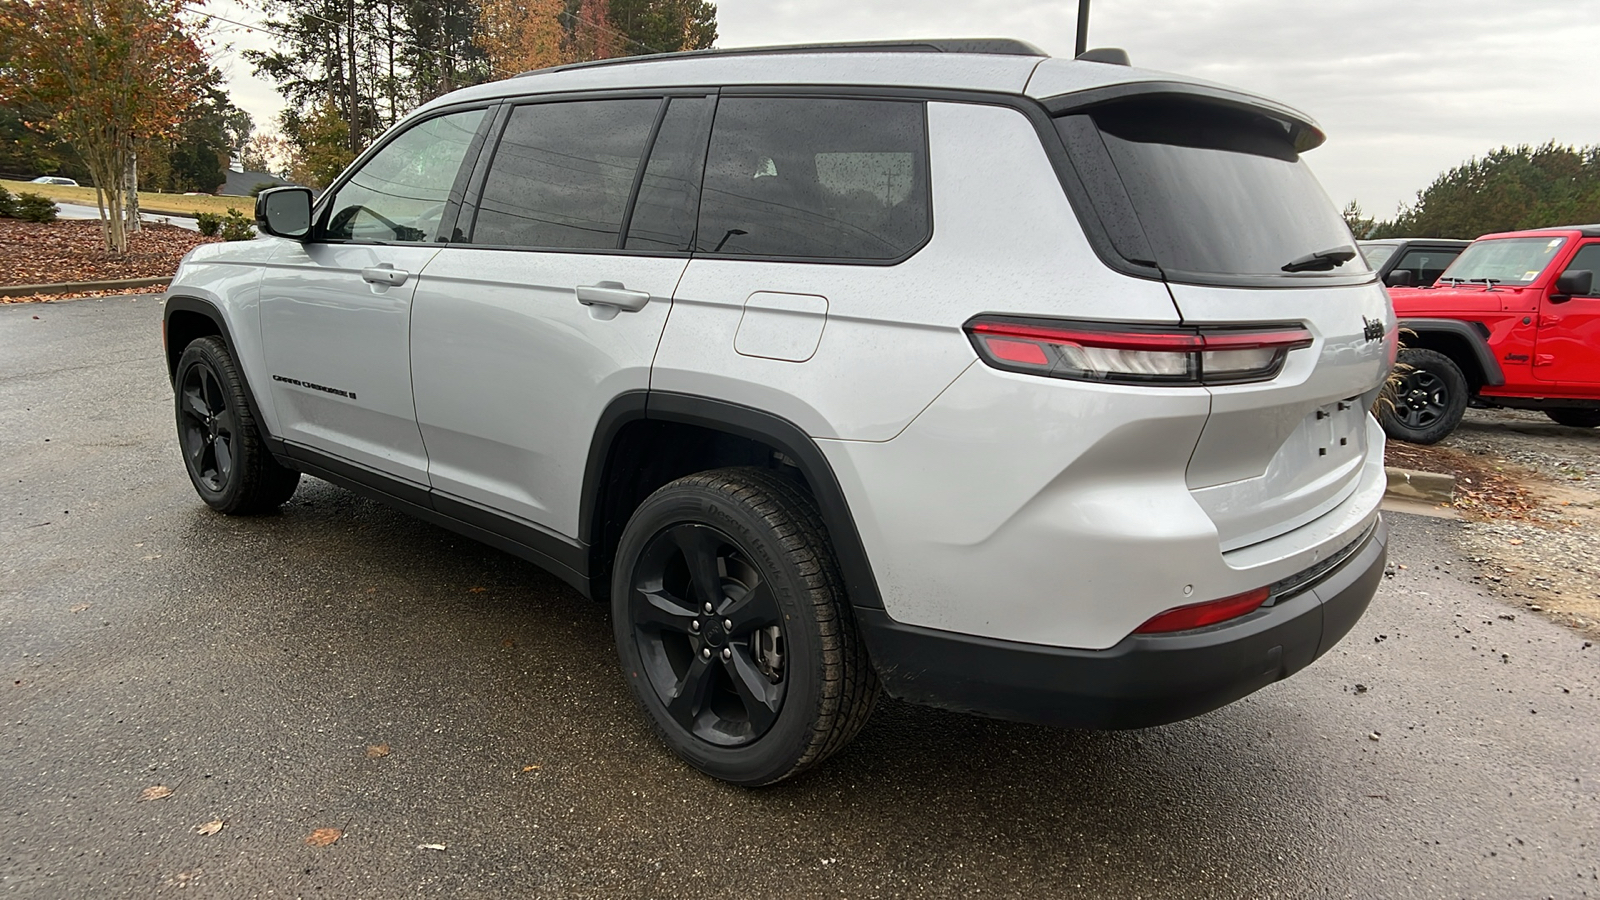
(255, 186, 313, 240)
(1384, 269, 1415, 288)
(1553, 269, 1594, 302)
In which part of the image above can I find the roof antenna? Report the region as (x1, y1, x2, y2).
(1075, 0, 1090, 57)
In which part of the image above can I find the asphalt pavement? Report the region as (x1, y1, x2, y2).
(2, 296, 1597, 899)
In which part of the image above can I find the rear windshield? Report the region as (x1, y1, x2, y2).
(1439, 237, 1567, 286)
(1056, 99, 1365, 284)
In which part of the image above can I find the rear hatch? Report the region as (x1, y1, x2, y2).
(1049, 91, 1394, 550)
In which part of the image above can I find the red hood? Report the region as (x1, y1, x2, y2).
(1385, 283, 1535, 315)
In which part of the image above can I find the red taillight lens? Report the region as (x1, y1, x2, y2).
(1133, 587, 1271, 634)
(965, 317, 1313, 386)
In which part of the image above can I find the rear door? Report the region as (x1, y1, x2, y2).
(258, 107, 488, 485)
(1053, 96, 1393, 550)
(409, 94, 713, 539)
(1535, 241, 1600, 385)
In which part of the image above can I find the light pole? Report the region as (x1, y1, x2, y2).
(1076, 0, 1091, 57)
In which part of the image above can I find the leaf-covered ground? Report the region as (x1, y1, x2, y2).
(0, 219, 218, 301)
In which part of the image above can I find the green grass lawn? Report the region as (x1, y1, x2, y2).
(2, 179, 251, 218)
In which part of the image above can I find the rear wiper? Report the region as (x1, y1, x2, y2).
(1281, 246, 1357, 273)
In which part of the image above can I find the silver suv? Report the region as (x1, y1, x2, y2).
(163, 39, 1393, 785)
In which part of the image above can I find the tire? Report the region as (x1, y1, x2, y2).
(611, 467, 879, 786)
(1378, 348, 1469, 445)
(1545, 408, 1600, 428)
(174, 336, 301, 514)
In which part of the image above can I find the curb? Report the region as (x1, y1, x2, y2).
(0, 277, 170, 298)
(1384, 466, 1456, 504)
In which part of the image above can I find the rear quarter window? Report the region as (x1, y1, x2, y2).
(695, 97, 930, 261)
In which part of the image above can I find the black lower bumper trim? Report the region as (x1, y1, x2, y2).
(856, 517, 1387, 729)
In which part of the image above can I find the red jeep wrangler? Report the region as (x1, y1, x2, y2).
(1380, 224, 1600, 443)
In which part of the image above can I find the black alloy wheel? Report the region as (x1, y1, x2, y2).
(178, 360, 236, 493)
(1391, 369, 1449, 430)
(1378, 348, 1468, 445)
(612, 468, 879, 786)
(173, 336, 301, 514)
(628, 523, 788, 746)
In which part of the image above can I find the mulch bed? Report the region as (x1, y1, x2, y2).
(1384, 439, 1538, 520)
(0, 218, 218, 300)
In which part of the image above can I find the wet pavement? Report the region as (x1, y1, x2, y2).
(2, 296, 1597, 898)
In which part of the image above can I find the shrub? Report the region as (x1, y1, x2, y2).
(14, 192, 58, 223)
(0, 186, 16, 218)
(219, 208, 254, 241)
(195, 211, 222, 237)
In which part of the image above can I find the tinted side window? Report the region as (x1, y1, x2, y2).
(624, 96, 714, 252)
(696, 98, 929, 260)
(472, 98, 660, 250)
(1393, 247, 1463, 286)
(325, 108, 485, 242)
(1564, 244, 1600, 296)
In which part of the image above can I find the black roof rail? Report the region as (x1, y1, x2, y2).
(518, 38, 1049, 78)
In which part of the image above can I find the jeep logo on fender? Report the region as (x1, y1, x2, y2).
(1362, 317, 1385, 343)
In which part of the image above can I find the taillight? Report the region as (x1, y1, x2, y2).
(1133, 587, 1271, 634)
(965, 317, 1313, 386)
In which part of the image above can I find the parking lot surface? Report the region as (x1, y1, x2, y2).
(3, 296, 1597, 898)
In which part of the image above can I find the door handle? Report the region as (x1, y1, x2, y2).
(576, 281, 651, 312)
(361, 264, 409, 287)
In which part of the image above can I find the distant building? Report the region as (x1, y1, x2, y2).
(219, 170, 288, 197)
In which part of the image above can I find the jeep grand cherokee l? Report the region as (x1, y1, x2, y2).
(162, 39, 1393, 784)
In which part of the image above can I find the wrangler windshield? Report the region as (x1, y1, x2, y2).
(1360, 243, 1398, 269)
(1056, 98, 1365, 285)
(1439, 237, 1567, 286)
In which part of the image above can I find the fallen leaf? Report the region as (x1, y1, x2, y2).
(521, 764, 541, 772)
(1507, 538, 1524, 546)
(305, 828, 342, 847)
(501, 638, 516, 649)
(417, 843, 447, 852)
(366, 743, 390, 758)
(469, 586, 487, 593)
(140, 785, 173, 801)
(70, 603, 90, 613)
(195, 819, 224, 836)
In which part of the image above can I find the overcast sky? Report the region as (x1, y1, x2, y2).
(205, 0, 1600, 218)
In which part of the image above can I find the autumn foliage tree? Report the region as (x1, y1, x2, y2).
(475, 0, 568, 74)
(0, 0, 207, 254)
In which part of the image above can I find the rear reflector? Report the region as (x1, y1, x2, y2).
(1133, 587, 1271, 634)
(966, 317, 1312, 386)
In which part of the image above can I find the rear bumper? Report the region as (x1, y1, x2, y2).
(857, 516, 1386, 729)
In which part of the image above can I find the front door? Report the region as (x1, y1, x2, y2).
(1535, 241, 1600, 385)
(410, 94, 713, 539)
(258, 107, 488, 485)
